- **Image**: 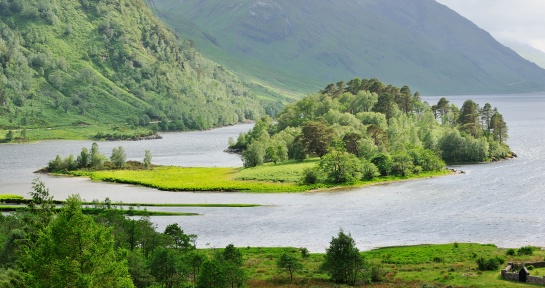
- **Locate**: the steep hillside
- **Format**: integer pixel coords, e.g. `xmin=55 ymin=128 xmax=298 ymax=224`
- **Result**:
xmin=0 ymin=0 xmax=265 ymax=133
xmin=151 ymin=0 xmax=545 ymax=95
xmin=503 ymin=41 xmax=545 ymax=70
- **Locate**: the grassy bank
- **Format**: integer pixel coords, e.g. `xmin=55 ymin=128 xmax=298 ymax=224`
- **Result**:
xmin=231 ymin=243 xmax=543 ymax=287
xmin=0 ymin=205 xmax=198 ymax=216
xmin=0 ymin=125 xmax=156 ymax=142
xmin=66 ymin=159 xmax=453 ymax=193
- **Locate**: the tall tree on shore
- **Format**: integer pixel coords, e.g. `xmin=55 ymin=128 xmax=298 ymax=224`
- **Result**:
xmin=22 ymin=195 xmax=134 ymax=288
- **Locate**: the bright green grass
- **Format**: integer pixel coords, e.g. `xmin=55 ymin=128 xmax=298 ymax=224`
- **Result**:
xmin=362 ymin=243 xmax=541 ymax=288
xmin=228 ymin=244 xmax=543 ymax=287
xmin=68 ymin=166 xmax=320 ymax=193
xmin=65 ymin=160 xmax=452 ymax=193
xmin=0 ymin=195 xmax=24 ymax=202
xmin=0 ymin=205 xmax=198 ymax=216
xmin=0 ymin=125 xmax=154 ymax=142
xmin=234 ymin=159 xmax=319 ymax=182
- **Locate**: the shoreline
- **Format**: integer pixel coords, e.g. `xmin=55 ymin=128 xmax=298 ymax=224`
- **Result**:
xmin=42 ymin=165 xmax=459 ymax=194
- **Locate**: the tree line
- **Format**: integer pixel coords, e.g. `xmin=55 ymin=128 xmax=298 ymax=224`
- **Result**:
xmin=44 ymin=142 xmax=152 ymax=172
xmin=0 ymin=180 xmax=384 ymax=287
xmin=231 ymin=78 xmax=512 ymax=184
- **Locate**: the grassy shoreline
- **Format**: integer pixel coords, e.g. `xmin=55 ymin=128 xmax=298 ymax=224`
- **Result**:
xmin=60 ymin=160 xmax=455 ymax=193
xmin=0 ymin=205 xmax=198 ymax=216
xmin=207 ymin=243 xmax=543 ymax=287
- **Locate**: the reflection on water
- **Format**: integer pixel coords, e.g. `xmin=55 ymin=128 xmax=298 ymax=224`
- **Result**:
xmin=2 ymin=94 xmax=545 ymax=252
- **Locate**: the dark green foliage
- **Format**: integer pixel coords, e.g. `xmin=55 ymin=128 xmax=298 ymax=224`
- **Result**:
xmin=277 ymin=251 xmax=303 ymax=282
xmin=149 ymin=247 xmax=181 ymax=288
xmin=301 ymin=121 xmax=335 ymax=157
xmin=197 ymin=260 xmax=226 ymax=288
xmin=506 ymin=248 xmax=515 ymax=256
xmin=517 ymin=246 xmax=535 ymax=256
xmin=222 ymin=244 xmax=243 ymax=266
xmin=322 ymin=230 xmax=366 ymax=285
xmin=164 ymin=223 xmax=192 ymax=250
xmin=476 ymin=256 xmax=503 ymax=271
xmin=22 ymin=195 xmax=135 ymax=287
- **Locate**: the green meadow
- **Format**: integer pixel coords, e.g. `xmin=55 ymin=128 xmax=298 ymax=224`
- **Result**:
xmin=231 ymin=243 xmax=543 ymax=287
xmin=66 ymin=159 xmax=452 ymax=193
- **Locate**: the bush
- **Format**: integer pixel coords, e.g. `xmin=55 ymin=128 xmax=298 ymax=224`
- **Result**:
xmin=300 ymin=247 xmax=309 ymax=259
xmin=506 ymin=248 xmax=515 ymax=256
xmin=517 ymin=246 xmax=535 ymax=256
xmin=527 ymin=265 xmax=535 ymax=271
xmin=301 ymin=167 xmax=321 ymax=184
xmin=476 ymin=257 xmax=501 ymax=271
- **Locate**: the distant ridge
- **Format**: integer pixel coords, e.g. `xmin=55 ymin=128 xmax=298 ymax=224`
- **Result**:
xmin=151 ymin=0 xmax=545 ymax=95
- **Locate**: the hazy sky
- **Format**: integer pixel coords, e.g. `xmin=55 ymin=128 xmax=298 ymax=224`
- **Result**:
xmin=435 ymin=0 xmax=545 ymax=53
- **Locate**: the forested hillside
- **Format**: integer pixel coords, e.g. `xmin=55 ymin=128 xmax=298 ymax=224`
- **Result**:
xmin=151 ymin=0 xmax=545 ymax=95
xmin=0 ymin=0 xmax=266 ymax=133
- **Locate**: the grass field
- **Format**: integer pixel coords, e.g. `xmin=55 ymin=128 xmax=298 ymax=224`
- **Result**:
xmin=0 ymin=125 xmax=155 ymax=142
xmin=65 ymin=160 xmax=452 ymax=193
xmin=229 ymin=243 xmax=544 ymax=287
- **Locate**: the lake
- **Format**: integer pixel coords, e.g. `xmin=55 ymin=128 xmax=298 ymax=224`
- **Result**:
xmin=1 ymin=93 xmax=544 ymax=252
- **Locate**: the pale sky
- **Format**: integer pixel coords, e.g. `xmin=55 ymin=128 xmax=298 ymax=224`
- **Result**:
xmin=435 ymin=0 xmax=545 ymax=53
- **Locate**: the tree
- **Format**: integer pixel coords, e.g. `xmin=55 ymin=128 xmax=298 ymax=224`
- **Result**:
xmin=77 ymin=147 xmax=90 ymax=168
xmin=480 ymin=103 xmax=493 ymax=132
xmin=490 ymin=112 xmax=508 ymax=144
xmin=90 ymin=142 xmax=106 ymax=170
xmin=321 ymin=230 xmax=365 ymax=285
xmin=319 ymin=151 xmax=362 ymax=183
xmin=301 ymin=121 xmax=335 ymax=157
xmin=241 ymin=140 xmax=265 ymax=167
xmin=5 ymin=130 xmax=13 ymax=141
xmin=111 ymin=146 xmax=127 ymax=169
xmin=458 ymin=99 xmax=481 ymax=137
xmin=222 ymin=244 xmax=243 ymax=266
xmin=277 ymin=251 xmax=303 ymax=282
xmin=391 ymin=152 xmax=414 ymax=177
xmin=197 ymin=259 xmax=225 ymax=288
xmin=343 ymin=132 xmax=363 ymax=157
xmin=22 ymin=195 xmax=134 ymax=288
xmin=164 ymin=223 xmax=191 ymax=250
xmin=149 ymin=247 xmax=180 ymax=288
xmin=143 ymin=150 xmax=152 ymax=169
xmin=373 ymin=92 xmax=397 ymax=120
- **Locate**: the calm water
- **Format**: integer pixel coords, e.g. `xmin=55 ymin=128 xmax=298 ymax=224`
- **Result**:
xmin=1 ymin=93 xmax=545 ymax=252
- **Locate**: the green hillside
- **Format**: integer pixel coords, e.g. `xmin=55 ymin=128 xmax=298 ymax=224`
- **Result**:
xmin=0 ymin=0 xmax=267 ymax=134
xmin=151 ymin=0 xmax=545 ymax=95
xmin=504 ymin=40 xmax=545 ymax=70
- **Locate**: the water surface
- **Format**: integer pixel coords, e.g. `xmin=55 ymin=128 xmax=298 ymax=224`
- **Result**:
xmin=1 ymin=94 xmax=544 ymax=252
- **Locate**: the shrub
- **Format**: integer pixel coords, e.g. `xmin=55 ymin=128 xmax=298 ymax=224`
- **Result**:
xmin=527 ymin=265 xmax=535 ymax=271
xmin=300 ymin=247 xmax=309 ymax=259
xmin=301 ymin=167 xmax=322 ymax=184
xmin=517 ymin=246 xmax=535 ymax=256
xmin=506 ymin=248 xmax=515 ymax=256
xmin=476 ymin=257 xmax=500 ymax=271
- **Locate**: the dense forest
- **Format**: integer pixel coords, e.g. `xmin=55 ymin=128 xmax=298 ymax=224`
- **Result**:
xmin=0 ymin=180 xmax=385 ymax=287
xmin=231 ymin=78 xmax=512 ymax=183
xmin=0 ymin=0 xmax=267 ymax=133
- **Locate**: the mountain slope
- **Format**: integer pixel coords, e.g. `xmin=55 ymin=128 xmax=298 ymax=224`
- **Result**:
xmin=0 ymin=0 xmax=265 ymax=131
xmin=503 ymin=41 xmax=545 ymax=70
xmin=151 ymin=0 xmax=545 ymax=95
